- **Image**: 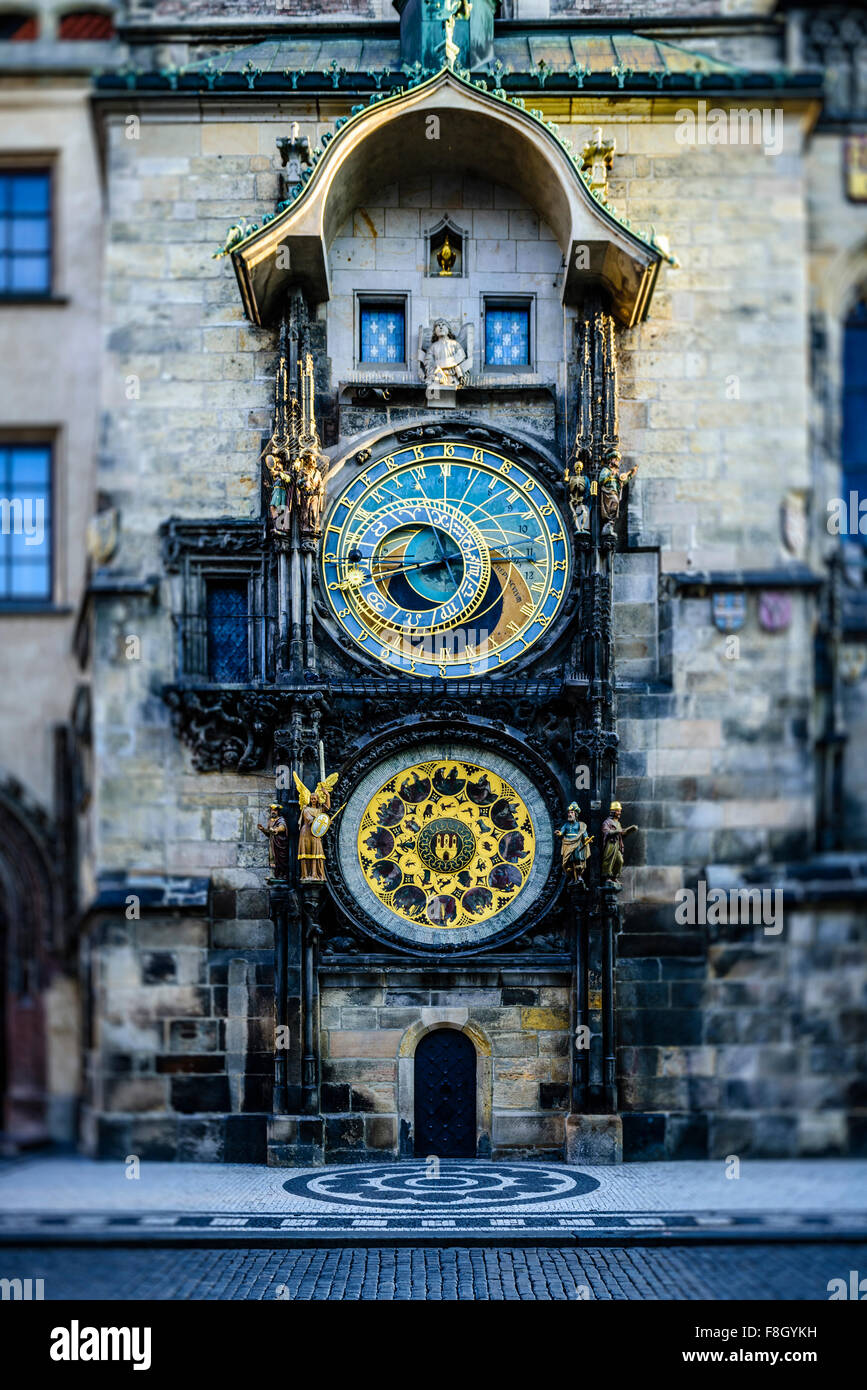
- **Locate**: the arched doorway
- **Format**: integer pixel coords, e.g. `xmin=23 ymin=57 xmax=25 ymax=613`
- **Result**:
xmin=0 ymin=780 xmax=62 ymax=1145
xmin=413 ymin=1028 xmax=477 ymax=1158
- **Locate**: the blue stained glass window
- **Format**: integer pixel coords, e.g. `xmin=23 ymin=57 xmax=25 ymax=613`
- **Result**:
xmin=0 ymin=443 xmax=52 ymax=602
xmin=360 ymin=300 xmax=405 ymax=364
xmin=843 ymin=299 xmax=867 ymax=546
xmin=207 ymin=578 xmax=249 ymax=683
xmin=0 ymin=171 xmax=51 ymax=296
xmin=485 ymin=302 xmax=530 ymax=367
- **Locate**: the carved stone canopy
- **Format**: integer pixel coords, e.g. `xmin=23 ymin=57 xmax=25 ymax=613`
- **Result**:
xmin=231 ymin=67 xmax=667 ymax=328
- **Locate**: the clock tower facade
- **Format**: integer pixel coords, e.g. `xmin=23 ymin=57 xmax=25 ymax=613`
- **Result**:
xmin=191 ymin=67 xmax=663 ymax=1164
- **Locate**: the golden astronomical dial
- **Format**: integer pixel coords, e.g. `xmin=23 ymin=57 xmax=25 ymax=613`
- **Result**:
xmin=356 ymin=757 xmax=536 ymax=930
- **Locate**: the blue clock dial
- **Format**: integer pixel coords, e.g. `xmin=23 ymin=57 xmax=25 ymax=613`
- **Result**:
xmin=321 ymin=441 xmax=570 ymax=679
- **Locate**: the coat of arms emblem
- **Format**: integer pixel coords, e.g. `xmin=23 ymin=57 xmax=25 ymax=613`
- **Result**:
xmin=712 ymin=593 xmax=746 ymax=632
xmin=758 ymin=591 xmax=792 ymax=633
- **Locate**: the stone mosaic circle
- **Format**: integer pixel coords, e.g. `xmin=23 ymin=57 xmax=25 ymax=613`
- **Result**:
xmin=283 ymin=1162 xmax=600 ymax=1209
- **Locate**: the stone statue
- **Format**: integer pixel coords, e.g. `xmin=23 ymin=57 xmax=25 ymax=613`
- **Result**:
xmin=263 ymin=353 xmax=327 ymax=536
xmin=293 ymin=770 xmax=339 ymax=882
xmin=598 ymin=448 xmax=638 ymax=534
xmin=601 ymin=800 xmax=638 ymax=889
xmin=565 ymin=461 xmax=591 ymax=534
xmin=266 ymin=449 xmax=292 ymax=522
xmin=418 ymin=318 xmax=471 ymax=389
xmin=555 ymin=801 xmax=593 ymax=886
xmin=296 ymin=447 xmax=325 ymax=537
xmin=258 ymin=804 xmax=291 ymax=880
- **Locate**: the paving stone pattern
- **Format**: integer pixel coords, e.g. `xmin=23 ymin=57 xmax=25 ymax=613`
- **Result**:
xmin=5 ymin=1243 xmax=865 ymax=1300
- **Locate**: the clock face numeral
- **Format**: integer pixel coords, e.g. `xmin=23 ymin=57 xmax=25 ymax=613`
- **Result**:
xmin=320 ymin=441 xmax=570 ymax=679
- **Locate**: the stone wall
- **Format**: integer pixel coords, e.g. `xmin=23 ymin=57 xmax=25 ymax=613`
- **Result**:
xmin=81 ymin=912 xmax=275 ymax=1161
xmin=328 ymin=178 xmax=565 ymax=387
xmin=319 ymin=973 xmax=571 ymax=1160
xmin=617 ymin=905 xmax=867 ymax=1159
xmin=83 ymin=84 xmax=864 ymax=1160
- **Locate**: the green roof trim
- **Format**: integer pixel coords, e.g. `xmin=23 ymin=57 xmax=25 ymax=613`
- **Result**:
xmin=181 ymin=31 xmax=745 ymax=81
xmin=218 ymin=64 xmax=678 ymax=269
xmin=92 ymin=29 xmax=822 ymax=97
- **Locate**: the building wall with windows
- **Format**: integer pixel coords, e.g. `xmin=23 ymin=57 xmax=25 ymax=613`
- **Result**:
xmin=0 ymin=0 xmax=865 ymax=1162
xmin=0 ymin=58 xmax=105 ymax=1143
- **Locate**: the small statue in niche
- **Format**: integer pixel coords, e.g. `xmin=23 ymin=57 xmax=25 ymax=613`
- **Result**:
xmin=293 ymin=770 xmax=339 ymax=883
xmin=555 ymin=801 xmax=593 ymax=887
xmin=418 ymin=318 xmax=471 ymax=389
xmin=436 ymin=232 xmax=457 ymax=276
xmin=581 ymin=127 xmax=617 ymax=201
xmin=258 ymin=804 xmax=291 ymax=880
xmin=565 ymin=459 xmax=591 ymax=535
xmin=601 ymin=800 xmax=638 ymax=890
xmin=598 ymin=447 xmax=638 ymax=534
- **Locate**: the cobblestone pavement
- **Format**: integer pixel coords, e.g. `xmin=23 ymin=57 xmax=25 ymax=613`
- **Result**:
xmin=4 ymin=1243 xmax=865 ymax=1300
xmin=1 ymin=1156 xmax=865 ymax=1243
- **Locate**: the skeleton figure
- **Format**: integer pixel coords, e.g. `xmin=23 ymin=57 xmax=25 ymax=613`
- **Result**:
xmin=565 ymin=460 xmax=591 ymax=534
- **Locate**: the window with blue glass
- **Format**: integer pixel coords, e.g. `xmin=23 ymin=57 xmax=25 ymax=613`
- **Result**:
xmin=359 ymin=299 xmax=406 ymax=365
xmin=206 ymin=577 xmax=250 ymax=683
xmin=0 ymin=171 xmax=52 ymax=296
xmin=0 ymin=443 xmax=52 ymax=603
xmin=843 ymin=298 xmax=867 ymax=545
xmin=484 ymin=300 xmax=530 ymax=368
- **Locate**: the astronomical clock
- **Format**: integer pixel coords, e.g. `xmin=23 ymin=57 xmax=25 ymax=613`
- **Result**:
xmin=321 ymin=440 xmax=570 ymax=679
xmin=315 ymin=425 xmax=578 ymax=958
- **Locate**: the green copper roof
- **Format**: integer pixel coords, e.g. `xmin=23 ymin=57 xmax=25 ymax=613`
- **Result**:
xmin=183 ymin=30 xmax=745 ymax=81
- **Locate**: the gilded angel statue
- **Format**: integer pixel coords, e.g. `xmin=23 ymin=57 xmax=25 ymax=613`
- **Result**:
xmin=293 ymin=769 xmax=339 ymax=882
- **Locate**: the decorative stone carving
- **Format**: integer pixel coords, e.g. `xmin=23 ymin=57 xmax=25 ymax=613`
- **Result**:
xmin=163 ymin=688 xmax=285 ymax=772
xmin=580 ymin=127 xmax=616 ymax=200
xmin=417 ymin=318 xmax=472 ymax=396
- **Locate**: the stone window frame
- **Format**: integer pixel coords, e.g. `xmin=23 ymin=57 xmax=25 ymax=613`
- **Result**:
xmin=161 ymin=523 xmax=273 ymax=686
xmin=480 ymin=292 xmax=535 ymax=374
xmin=354 ymin=290 xmax=409 ymax=372
xmin=182 ymin=558 xmax=270 ymax=686
xmin=0 ymin=159 xmax=55 ymax=302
